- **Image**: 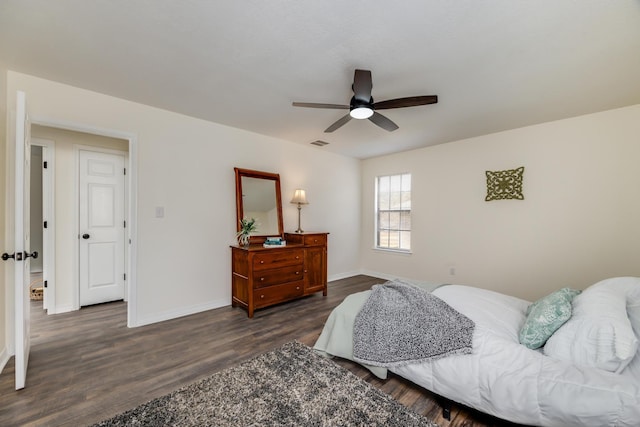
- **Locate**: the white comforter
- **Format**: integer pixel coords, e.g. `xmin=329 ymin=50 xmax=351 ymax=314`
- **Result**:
xmin=315 ymin=284 xmax=640 ymax=426
xmin=393 ymin=285 xmax=640 ymax=426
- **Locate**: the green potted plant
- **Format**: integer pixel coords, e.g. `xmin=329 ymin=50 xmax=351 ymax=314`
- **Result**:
xmin=236 ymin=217 xmax=257 ymax=246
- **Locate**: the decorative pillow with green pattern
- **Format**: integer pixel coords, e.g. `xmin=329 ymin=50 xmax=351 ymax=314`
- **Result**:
xmin=519 ymin=287 xmax=581 ymax=349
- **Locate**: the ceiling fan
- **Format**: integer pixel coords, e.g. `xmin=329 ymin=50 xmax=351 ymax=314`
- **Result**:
xmin=292 ymin=69 xmax=438 ymax=133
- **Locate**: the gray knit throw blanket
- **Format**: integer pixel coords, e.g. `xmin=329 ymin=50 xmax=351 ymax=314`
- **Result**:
xmin=353 ymin=280 xmax=475 ymax=367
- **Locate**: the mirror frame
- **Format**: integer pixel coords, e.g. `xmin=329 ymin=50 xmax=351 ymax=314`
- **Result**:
xmin=234 ymin=167 xmax=284 ymax=244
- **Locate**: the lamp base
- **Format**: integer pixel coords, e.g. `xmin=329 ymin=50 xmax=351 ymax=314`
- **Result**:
xmin=295 ymin=205 xmax=303 ymax=234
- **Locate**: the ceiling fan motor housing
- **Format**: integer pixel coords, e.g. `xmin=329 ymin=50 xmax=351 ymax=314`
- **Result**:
xmin=350 ymin=96 xmax=373 ymax=109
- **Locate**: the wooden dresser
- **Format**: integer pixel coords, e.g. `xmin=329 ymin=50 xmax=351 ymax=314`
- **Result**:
xmin=231 ymin=232 xmax=328 ymax=317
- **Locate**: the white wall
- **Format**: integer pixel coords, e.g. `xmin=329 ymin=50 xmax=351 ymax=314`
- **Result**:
xmin=361 ymin=104 xmax=640 ymax=301
xmin=7 ymin=71 xmax=361 ymax=327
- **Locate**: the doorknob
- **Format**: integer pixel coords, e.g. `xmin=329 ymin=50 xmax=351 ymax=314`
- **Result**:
xmin=2 ymin=252 xmax=22 ymax=261
xmin=82 ymin=233 xmax=90 ymax=239
xmin=24 ymin=251 xmax=38 ymax=259
xmin=1 ymin=252 xmax=15 ymax=261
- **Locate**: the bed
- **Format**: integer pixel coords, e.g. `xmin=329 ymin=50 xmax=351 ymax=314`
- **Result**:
xmin=314 ymin=278 xmax=640 ymax=426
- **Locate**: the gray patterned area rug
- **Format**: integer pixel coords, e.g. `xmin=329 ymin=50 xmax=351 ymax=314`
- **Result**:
xmin=93 ymin=341 xmax=438 ymax=427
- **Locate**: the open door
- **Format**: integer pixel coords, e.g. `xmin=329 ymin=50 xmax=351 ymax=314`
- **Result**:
xmin=14 ymin=90 xmax=34 ymax=390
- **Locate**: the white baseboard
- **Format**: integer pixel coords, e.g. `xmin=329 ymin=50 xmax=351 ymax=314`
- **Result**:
xmin=134 ymin=298 xmax=229 ymax=328
xmin=131 ymin=271 xmax=380 ymax=326
xmin=327 ymin=270 xmax=362 ymax=282
xmin=51 ymin=304 xmax=76 ymax=315
xmin=328 ymin=270 xmax=403 ymax=283
xmin=0 ymin=346 xmax=10 ymax=376
xmin=359 ymin=269 xmax=413 ymax=283
xmin=106 ymin=270 xmax=410 ymax=328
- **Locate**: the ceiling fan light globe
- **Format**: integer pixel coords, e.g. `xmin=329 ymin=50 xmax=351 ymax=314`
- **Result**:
xmin=350 ymin=107 xmax=374 ymax=119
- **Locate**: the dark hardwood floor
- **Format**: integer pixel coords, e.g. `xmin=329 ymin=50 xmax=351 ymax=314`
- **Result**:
xmin=0 ymin=275 xmax=522 ymax=427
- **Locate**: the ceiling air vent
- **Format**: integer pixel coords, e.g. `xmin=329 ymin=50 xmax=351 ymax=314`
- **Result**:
xmin=310 ymin=140 xmax=329 ymax=147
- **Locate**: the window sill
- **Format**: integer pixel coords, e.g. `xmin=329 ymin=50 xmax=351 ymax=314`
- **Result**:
xmin=372 ymin=247 xmax=412 ymax=255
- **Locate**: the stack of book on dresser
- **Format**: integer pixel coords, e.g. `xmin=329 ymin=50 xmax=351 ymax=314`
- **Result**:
xmin=263 ymin=237 xmax=286 ymax=248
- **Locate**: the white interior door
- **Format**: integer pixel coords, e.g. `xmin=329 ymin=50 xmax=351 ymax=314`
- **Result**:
xmin=79 ymin=149 xmax=125 ymax=306
xmin=14 ymin=90 xmax=33 ymax=390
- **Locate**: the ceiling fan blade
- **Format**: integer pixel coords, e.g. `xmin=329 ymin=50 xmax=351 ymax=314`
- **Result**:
xmin=373 ymin=95 xmax=438 ymax=110
xmin=292 ymin=102 xmax=349 ymax=109
xmin=369 ymin=112 xmax=399 ymax=132
xmin=324 ymin=114 xmax=352 ymax=133
xmin=353 ymin=69 xmax=372 ymax=102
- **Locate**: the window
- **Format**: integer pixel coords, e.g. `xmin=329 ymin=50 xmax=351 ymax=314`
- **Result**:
xmin=375 ymin=173 xmax=411 ymax=251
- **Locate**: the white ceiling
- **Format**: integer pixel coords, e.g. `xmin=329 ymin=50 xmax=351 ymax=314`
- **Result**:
xmin=1 ymin=1 xmax=639 ymax=159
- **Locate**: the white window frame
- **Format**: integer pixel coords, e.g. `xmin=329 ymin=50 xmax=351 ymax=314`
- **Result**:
xmin=374 ymin=173 xmax=411 ymax=252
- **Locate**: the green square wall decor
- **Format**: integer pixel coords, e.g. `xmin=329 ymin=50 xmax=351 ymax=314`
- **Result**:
xmin=485 ymin=166 xmax=524 ymax=201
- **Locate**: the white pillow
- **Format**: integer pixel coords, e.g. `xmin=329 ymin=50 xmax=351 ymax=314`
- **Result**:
xmin=544 ymin=277 xmax=640 ymax=373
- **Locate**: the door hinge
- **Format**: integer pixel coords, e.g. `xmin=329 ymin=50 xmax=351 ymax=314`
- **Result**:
xmin=43 ymin=220 xmax=48 ymax=229
xmin=44 ymin=280 xmax=48 ymax=288
xmin=123 ymin=220 xmax=126 ymax=228
xmin=43 ymin=161 xmax=48 ymax=169
xmin=123 ymin=167 xmax=126 ymax=175
xmin=123 ymin=273 xmax=127 ymax=281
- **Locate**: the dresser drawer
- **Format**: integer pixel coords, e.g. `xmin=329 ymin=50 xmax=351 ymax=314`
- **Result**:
xmin=254 ymin=281 xmax=304 ymax=308
xmin=252 ymin=249 xmax=304 ymax=271
xmin=303 ymin=234 xmax=327 ymax=246
xmin=253 ymin=265 xmax=303 ymax=288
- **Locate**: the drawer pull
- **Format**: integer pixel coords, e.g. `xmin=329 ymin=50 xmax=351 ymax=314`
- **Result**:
xmin=260 ymin=277 xmax=265 ymax=281
xmin=260 ymin=294 xmax=265 ymax=299
xmin=296 ymin=286 xmax=300 ymax=290
xmin=260 ymin=260 xmax=264 ymax=264
xmin=314 ymin=239 xmax=318 ymax=243
xmin=296 ymin=271 xmax=300 ymax=275
xmin=295 ymin=256 xmax=299 ymax=259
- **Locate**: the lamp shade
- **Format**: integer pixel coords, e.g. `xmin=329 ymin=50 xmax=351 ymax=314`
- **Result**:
xmin=290 ymin=189 xmax=309 ymax=205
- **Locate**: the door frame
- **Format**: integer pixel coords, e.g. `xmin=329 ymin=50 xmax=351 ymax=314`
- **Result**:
xmin=74 ymin=145 xmax=129 ymax=309
xmin=29 ymin=117 xmax=138 ymax=327
xmin=30 ymin=138 xmax=56 ymax=314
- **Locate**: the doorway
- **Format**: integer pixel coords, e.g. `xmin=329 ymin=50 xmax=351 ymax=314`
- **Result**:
xmin=30 ymin=124 xmax=131 ymax=314
xmin=29 ymin=139 xmax=55 ymax=313
xmin=6 ymin=92 xmax=138 ymax=390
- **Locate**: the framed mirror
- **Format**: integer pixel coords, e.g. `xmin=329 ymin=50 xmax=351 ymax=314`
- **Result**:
xmin=234 ymin=167 xmax=284 ymax=244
